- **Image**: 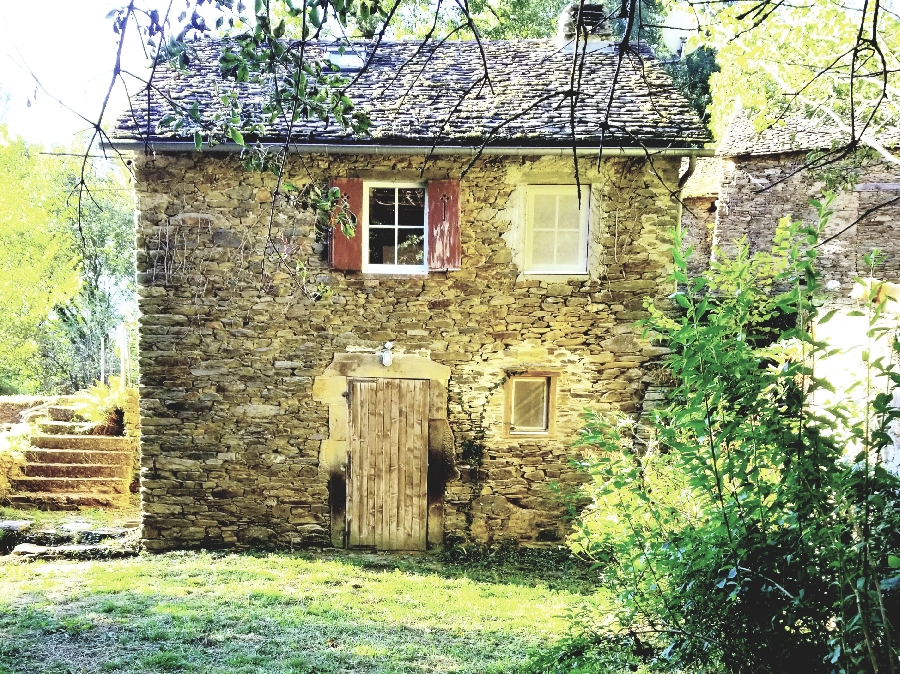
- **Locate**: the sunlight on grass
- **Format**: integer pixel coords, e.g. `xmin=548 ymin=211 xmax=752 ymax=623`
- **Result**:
xmin=0 ymin=503 xmax=141 ymax=530
xmin=0 ymin=551 xmax=589 ymax=673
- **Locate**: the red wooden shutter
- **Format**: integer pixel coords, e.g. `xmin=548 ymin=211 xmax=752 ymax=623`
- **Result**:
xmin=427 ymin=180 xmax=461 ymax=271
xmin=329 ymin=178 xmax=363 ymax=271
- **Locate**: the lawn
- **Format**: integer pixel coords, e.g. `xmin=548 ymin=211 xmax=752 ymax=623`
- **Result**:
xmin=0 ymin=546 xmax=594 ymax=674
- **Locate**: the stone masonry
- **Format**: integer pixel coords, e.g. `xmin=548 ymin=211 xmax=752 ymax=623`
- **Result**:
xmin=715 ymin=152 xmax=900 ymax=295
xmin=134 ymin=151 xmax=681 ymax=551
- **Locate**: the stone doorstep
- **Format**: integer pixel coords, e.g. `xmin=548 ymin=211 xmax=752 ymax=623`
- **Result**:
xmin=24 ymin=448 xmax=133 ymax=466
xmin=29 ymin=435 xmax=133 ymax=451
xmin=7 ymin=492 xmax=129 ymax=511
xmin=23 ymin=463 xmax=129 ymax=479
xmin=47 ymin=406 xmax=78 ymax=422
xmin=11 ymin=476 xmax=130 ymax=494
xmin=37 ymin=420 xmax=95 ymax=436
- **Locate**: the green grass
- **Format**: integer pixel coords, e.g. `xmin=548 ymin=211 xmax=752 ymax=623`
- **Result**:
xmin=0 ymin=548 xmax=595 ymax=673
xmin=0 ymin=502 xmax=141 ymax=530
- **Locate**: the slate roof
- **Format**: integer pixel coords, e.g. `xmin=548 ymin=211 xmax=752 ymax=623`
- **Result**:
xmin=718 ymin=113 xmax=900 ymax=156
xmin=112 ymin=39 xmax=710 ymax=148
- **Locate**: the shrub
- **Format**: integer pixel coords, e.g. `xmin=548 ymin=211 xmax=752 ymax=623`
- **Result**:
xmin=536 ymin=198 xmax=900 ymax=674
xmin=70 ymin=376 xmax=133 ymax=436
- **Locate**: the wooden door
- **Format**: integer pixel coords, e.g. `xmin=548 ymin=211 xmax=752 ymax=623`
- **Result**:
xmin=347 ymin=378 xmax=429 ymax=550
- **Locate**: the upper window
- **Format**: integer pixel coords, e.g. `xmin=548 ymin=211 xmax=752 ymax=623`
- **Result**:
xmin=525 ymin=186 xmax=589 ymax=274
xmin=363 ymin=183 xmax=427 ymax=273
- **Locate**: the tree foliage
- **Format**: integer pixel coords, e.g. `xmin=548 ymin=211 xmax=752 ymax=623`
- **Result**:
xmin=37 ymin=158 xmax=136 ymax=393
xmin=0 ymin=128 xmax=79 ymax=393
xmin=665 ymin=46 xmax=718 ymax=127
xmin=0 ymin=122 xmax=135 ymax=394
xmin=531 ymin=203 xmax=900 ymax=673
xmin=692 ymin=0 xmax=900 ymax=156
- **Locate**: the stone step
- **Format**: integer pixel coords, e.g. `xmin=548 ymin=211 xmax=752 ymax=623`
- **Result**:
xmin=7 ymin=492 xmax=129 ymax=510
xmin=11 ymin=476 xmax=129 ymax=495
xmin=37 ymin=420 xmax=95 ymax=435
xmin=11 ymin=542 xmax=137 ymax=560
xmin=48 ymin=406 xmax=79 ymax=422
xmin=30 ymin=434 xmax=132 ymax=451
xmin=25 ymin=448 xmax=133 ymax=466
xmin=23 ymin=463 xmax=129 ymax=479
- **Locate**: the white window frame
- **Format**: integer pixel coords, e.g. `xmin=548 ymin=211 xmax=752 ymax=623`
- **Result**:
xmin=524 ymin=185 xmax=590 ymax=274
xmin=507 ymin=375 xmax=554 ymax=436
xmin=362 ymin=181 xmax=429 ymax=274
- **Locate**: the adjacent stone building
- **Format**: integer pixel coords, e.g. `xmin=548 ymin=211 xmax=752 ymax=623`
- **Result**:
xmin=714 ymin=116 xmax=900 ymax=295
xmin=111 ymin=18 xmax=709 ymax=551
xmin=707 ymin=116 xmax=900 ymax=475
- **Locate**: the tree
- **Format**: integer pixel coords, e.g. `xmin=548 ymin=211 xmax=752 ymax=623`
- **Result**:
xmin=0 ymin=127 xmax=79 ymax=393
xmin=696 ymin=0 xmax=899 ymax=162
xmin=36 ymin=157 xmax=136 ymax=393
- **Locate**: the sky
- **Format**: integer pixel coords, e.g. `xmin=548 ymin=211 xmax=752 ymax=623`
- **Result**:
xmin=0 ymin=1 xmax=698 ymax=148
xmin=0 ymin=0 xmax=147 ymax=147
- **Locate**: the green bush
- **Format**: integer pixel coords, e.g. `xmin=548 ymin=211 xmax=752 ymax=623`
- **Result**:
xmin=70 ymin=376 xmax=134 ymax=436
xmin=534 ymin=198 xmax=900 ymax=674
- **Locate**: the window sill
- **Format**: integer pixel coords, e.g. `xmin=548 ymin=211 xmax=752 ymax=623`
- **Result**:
xmin=353 ymin=272 xmax=429 ymax=280
xmin=520 ymin=273 xmax=590 ymax=282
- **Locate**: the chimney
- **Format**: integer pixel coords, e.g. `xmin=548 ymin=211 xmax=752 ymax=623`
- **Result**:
xmin=556 ymin=3 xmax=615 ymax=53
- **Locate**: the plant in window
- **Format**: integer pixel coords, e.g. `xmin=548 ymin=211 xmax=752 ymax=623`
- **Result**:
xmin=365 ymin=185 xmax=427 ymax=271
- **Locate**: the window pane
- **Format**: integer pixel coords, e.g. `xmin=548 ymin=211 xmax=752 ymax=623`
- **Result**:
xmin=531 ymin=230 xmax=556 ymax=266
xmin=396 ymin=229 xmax=424 ymax=265
xmin=557 ymin=194 xmax=582 ymax=230
xmin=397 ymin=188 xmax=425 ymax=228
xmin=368 ymin=227 xmax=395 ymax=264
xmin=556 ymin=230 xmax=581 ymax=267
xmin=512 ymin=379 xmax=548 ymax=431
xmin=533 ymin=194 xmax=556 ymax=228
xmin=369 ymin=188 xmax=395 ymax=228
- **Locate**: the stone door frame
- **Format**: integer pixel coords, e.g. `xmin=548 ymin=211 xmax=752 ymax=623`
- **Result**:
xmin=312 ymin=352 xmax=450 ymax=548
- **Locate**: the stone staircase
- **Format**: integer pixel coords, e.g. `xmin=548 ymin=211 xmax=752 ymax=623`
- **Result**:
xmin=8 ymin=405 xmax=134 ymax=510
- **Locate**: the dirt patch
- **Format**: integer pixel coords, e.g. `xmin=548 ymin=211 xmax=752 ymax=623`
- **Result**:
xmin=0 ymin=397 xmax=53 ymax=425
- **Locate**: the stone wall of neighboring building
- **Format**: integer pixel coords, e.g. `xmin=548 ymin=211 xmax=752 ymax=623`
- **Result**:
xmin=681 ymin=196 xmax=717 ymax=277
xmin=133 ymin=151 xmax=680 ymax=551
xmin=715 ymin=153 xmax=900 ymax=296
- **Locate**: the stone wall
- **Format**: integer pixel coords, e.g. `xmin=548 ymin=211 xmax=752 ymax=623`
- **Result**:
xmin=134 ymin=151 xmax=680 ymax=551
xmin=715 ymin=153 xmax=900 ymax=296
xmin=681 ymin=196 xmax=717 ymax=277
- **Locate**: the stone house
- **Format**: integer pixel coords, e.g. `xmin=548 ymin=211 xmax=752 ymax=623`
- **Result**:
xmin=111 ymin=16 xmax=709 ymax=551
xmin=712 ymin=117 xmax=900 ymax=293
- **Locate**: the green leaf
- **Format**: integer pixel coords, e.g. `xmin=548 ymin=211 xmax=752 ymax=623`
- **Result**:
xmin=889 ymin=555 xmax=900 ymax=569
xmin=193 ymin=132 xmax=202 ymax=151
xmin=228 ymin=127 xmax=245 ymax=145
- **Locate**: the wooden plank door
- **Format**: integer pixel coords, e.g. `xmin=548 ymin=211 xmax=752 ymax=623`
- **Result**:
xmin=347 ymin=378 xmax=429 ymax=550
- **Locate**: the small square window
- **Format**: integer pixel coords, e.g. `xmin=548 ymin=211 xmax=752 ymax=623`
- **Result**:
xmin=364 ymin=183 xmax=427 ymax=273
xmin=525 ymin=186 xmax=589 ymax=274
xmin=507 ymin=375 xmax=555 ymax=435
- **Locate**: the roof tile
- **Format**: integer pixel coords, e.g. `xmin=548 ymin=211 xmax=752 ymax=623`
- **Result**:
xmin=113 ymin=38 xmax=710 ymax=148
